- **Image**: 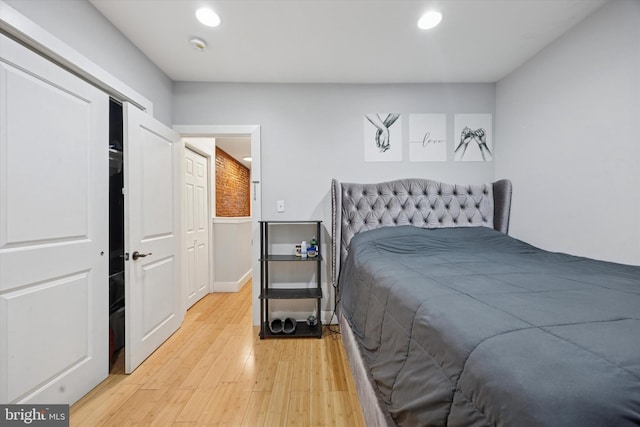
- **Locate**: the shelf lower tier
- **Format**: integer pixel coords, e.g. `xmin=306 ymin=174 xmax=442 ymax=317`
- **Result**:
xmin=260 ymin=321 xmax=323 ymax=339
xmin=260 ymin=254 xmax=322 ymax=261
xmin=260 ymin=288 xmax=322 ymax=299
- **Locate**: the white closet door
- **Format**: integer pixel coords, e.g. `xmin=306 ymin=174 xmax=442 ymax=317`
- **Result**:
xmin=184 ymin=148 xmax=210 ymax=309
xmin=124 ymin=103 xmax=183 ymax=373
xmin=0 ymin=34 xmax=109 ymax=404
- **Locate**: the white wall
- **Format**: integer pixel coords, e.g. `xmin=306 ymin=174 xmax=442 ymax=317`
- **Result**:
xmin=495 ymin=0 xmax=640 ymax=265
xmin=173 ymin=82 xmax=496 ymax=222
xmin=212 ymin=218 xmax=252 ymax=292
xmin=4 ymin=0 xmax=173 ymax=125
xmin=173 ymin=82 xmax=496 ymax=320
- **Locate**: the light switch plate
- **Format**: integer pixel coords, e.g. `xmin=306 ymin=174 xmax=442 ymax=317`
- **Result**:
xmin=276 ymin=200 xmax=285 ymax=212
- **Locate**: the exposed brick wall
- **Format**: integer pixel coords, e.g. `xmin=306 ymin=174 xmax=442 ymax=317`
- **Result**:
xmin=215 ymin=147 xmax=251 ymax=217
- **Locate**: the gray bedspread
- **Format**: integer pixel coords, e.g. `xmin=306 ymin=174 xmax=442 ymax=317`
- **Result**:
xmin=339 ymin=225 xmax=640 ymax=426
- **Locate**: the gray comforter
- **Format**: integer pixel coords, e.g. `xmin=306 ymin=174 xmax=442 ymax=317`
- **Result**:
xmin=339 ymin=226 xmax=640 ymax=426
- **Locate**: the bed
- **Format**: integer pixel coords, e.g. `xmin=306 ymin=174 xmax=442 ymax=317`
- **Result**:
xmin=331 ymin=178 xmax=640 ymax=426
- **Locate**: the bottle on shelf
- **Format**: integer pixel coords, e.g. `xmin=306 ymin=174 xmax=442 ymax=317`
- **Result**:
xmin=307 ymin=237 xmax=317 ymax=257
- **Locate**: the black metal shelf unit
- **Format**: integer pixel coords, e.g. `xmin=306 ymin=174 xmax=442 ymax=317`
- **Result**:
xmin=259 ymin=220 xmax=323 ymax=339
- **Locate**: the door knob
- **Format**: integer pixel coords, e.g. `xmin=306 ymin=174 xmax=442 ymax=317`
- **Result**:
xmin=132 ymin=251 xmax=152 ymax=261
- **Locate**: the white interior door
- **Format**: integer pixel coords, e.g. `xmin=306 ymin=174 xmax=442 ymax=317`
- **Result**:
xmin=124 ymin=103 xmax=183 ymax=373
xmin=0 ymin=34 xmax=108 ymax=404
xmin=184 ymin=148 xmax=210 ymax=309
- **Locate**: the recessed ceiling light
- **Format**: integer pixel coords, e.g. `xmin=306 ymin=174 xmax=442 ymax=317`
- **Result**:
xmin=417 ymin=11 xmax=442 ymax=30
xmin=242 ymin=156 xmax=252 ymax=162
xmin=196 ymin=7 xmax=221 ymax=27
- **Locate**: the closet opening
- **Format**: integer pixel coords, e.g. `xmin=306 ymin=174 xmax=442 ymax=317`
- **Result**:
xmin=108 ymin=98 xmax=125 ymax=370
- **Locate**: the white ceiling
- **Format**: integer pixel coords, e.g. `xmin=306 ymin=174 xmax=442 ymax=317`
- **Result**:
xmin=89 ymin=0 xmax=608 ymax=84
xmin=216 ymin=136 xmax=252 ymax=169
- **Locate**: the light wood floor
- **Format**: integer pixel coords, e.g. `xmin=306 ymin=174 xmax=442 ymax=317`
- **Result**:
xmin=70 ymin=282 xmax=365 ymax=426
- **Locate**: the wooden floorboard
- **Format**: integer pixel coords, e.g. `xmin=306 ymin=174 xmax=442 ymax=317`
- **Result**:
xmin=70 ymin=282 xmax=365 ymax=426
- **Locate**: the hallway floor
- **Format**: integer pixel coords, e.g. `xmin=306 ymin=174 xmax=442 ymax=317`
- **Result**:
xmin=70 ymin=282 xmax=365 ymax=426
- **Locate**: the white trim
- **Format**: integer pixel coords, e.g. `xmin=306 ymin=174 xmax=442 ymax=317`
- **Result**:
xmin=173 ymin=125 xmax=259 ymax=136
xmin=215 ymin=269 xmax=252 ymax=293
xmin=184 ymin=138 xmax=215 ymax=158
xmin=213 ymin=217 xmax=252 ymax=224
xmin=0 ymin=0 xmax=152 ymax=113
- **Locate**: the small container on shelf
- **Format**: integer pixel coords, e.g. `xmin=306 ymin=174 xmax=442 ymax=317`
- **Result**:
xmin=306 ymin=314 xmax=318 ymax=329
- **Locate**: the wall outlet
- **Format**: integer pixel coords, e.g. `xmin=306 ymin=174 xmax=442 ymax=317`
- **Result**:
xmin=276 ymin=200 xmax=285 ymax=212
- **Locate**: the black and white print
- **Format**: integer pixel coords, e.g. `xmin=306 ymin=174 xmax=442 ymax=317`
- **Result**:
xmin=454 ymin=114 xmax=493 ymax=161
xmin=409 ymin=114 xmax=447 ymax=162
xmin=364 ymin=113 xmax=402 ymax=161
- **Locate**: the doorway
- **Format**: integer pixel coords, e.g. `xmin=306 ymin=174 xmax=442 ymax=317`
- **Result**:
xmin=108 ymin=100 xmax=184 ymax=374
xmin=1 ymin=7 xmax=182 ymax=402
xmin=181 ymin=136 xmax=252 ymax=299
xmin=108 ymin=99 xmax=125 ymax=370
xmin=174 ymin=125 xmax=262 ymax=326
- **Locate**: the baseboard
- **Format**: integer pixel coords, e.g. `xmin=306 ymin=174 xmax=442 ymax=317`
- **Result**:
xmin=214 ymin=269 xmax=252 ymax=292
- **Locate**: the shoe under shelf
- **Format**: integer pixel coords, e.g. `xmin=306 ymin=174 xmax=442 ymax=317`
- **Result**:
xmin=260 ymin=321 xmax=323 ymax=339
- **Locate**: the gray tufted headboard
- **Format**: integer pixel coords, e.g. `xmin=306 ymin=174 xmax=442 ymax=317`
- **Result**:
xmin=331 ymin=178 xmax=512 ymax=288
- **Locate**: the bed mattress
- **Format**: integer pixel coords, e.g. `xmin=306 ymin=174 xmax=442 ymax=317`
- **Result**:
xmin=339 ymin=225 xmax=640 ymax=426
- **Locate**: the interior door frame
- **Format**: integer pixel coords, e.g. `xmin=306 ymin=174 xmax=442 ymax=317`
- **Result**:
xmin=174 ymin=125 xmax=262 ymax=326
